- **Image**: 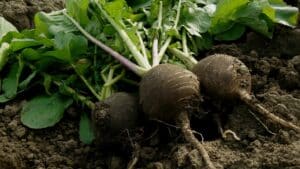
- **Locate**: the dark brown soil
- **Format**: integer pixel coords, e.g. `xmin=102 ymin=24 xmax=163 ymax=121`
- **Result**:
xmin=0 ymin=1 xmax=300 ymax=169
xmin=0 ymin=0 xmax=64 ymax=30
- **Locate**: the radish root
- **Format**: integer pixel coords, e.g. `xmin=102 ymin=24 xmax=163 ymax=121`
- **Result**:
xmin=140 ymin=64 xmax=216 ymax=169
xmin=193 ymin=54 xmax=300 ymax=133
xmin=214 ymin=114 xmax=240 ymax=141
xmin=247 ymin=110 xmax=276 ymax=135
xmin=241 ymin=93 xmax=300 ymax=132
xmin=178 ymin=112 xmax=216 ymax=169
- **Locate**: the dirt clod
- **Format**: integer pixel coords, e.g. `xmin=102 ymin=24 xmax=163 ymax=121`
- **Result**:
xmin=0 ymin=0 xmax=64 ymax=29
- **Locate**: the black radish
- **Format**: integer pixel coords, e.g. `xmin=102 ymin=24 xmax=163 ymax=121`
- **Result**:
xmin=192 ymin=54 xmax=300 ymax=132
xmin=67 ymin=10 xmax=217 ymax=168
xmin=140 ymin=64 xmax=216 ymax=169
xmin=92 ymin=92 xmax=139 ymax=134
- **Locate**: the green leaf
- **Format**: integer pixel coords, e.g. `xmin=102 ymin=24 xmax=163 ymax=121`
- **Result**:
xmin=148 ymin=0 xmax=175 ymax=23
xmin=180 ymin=3 xmax=211 ymax=37
xmin=18 ymin=71 xmax=37 ymax=90
xmin=267 ymin=0 xmax=299 ymax=27
xmin=34 ymin=10 xmax=78 ymax=37
xmin=0 ymin=16 xmax=18 ymax=40
xmin=43 ymin=32 xmax=88 ymax=62
xmin=210 ymin=0 xmax=278 ymax=38
xmin=104 ymin=0 xmax=127 ymax=21
xmin=1 ymin=31 xmax=22 ymax=44
xmin=79 ymin=112 xmax=95 ymax=144
xmin=21 ymin=93 xmax=73 ymax=129
xmin=43 ymin=74 xmax=52 ymax=95
xmin=234 ymin=1 xmax=274 ymax=37
xmin=215 ymin=23 xmax=245 ymax=41
xmin=238 ymin=13 xmax=274 ymax=38
xmin=10 ymin=38 xmax=43 ymax=52
xmin=1 ymin=29 xmax=52 ymax=46
xmin=66 ymin=0 xmax=90 ymax=26
xmin=194 ymin=33 xmax=213 ymax=51
xmin=0 ymin=42 xmax=10 ymax=72
xmin=21 ymin=48 xmax=43 ymax=61
xmin=210 ymin=0 xmax=248 ymax=34
xmin=0 ymin=60 xmax=24 ymax=103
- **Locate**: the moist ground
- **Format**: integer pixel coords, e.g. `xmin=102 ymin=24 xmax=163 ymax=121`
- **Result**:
xmin=0 ymin=1 xmax=300 ymax=169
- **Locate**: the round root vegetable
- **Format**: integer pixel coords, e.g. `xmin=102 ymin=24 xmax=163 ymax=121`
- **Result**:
xmin=192 ymin=54 xmax=300 ymax=132
xmin=140 ymin=64 xmax=216 ymax=169
xmin=92 ymin=92 xmax=139 ymax=134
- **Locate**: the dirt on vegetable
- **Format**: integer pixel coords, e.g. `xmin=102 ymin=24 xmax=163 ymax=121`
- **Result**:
xmin=0 ymin=1 xmax=300 ymax=169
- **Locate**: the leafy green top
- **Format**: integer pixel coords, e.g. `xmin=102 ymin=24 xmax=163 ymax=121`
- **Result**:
xmin=0 ymin=0 xmax=298 ymax=143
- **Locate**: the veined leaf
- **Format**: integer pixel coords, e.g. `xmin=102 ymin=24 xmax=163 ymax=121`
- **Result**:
xmin=210 ymin=0 xmax=278 ymax=38
xmin=35 ymin=10 xmax=78 ymax=37
xmin=210 ymin=0 xmax=248 ymax=34
xmin=79 ymin=112 xmax=95 ymax=144
xmin=235 ymin=1 xmax=274 ymax=37
xmin=21 ymin=48 xmax=43 ymax=61
xmin=0 ymin=16 xmax=18 ymax=40
xmin=1 ymin=29 xmax=53 ymax=47
xmin=66 ymin=0 xmax=90 ymax=26
xmin=43 ymin=32 xmax=88 ymax=62
xmin=215 ymin=23 xmax=245 ymax=41
xmin=238 ymin=13 xmax=274 ymax=38
xmin=21 ymin=93 xmax=73 ymax=129
xmin=268 ymin=1 xmax=298 ymax=27
xmin=10 ymin=38 xmax=43 ymax=52
xmin=0 ymin=60 xmax=24 ymax=103
xmin=104 ymin=0 xmax=127 ymax=21
xmin=180 ymin=2 xmax=211 ymax=37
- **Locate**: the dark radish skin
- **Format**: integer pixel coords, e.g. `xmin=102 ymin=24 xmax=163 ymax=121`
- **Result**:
xmin=92 ymin=92 xmax=141 ymax=169
xmin=193 ymin=54 xmax=251 ymax=100
xmin=140 ymin=64 xmax=216 ymax=169
xmin=192 ymin=54 xmax=300 ymax=132
xmin=140 ymin=64 xmax=200 ymax=122
xmin=92 ymin=92 xmax=139 ymax=135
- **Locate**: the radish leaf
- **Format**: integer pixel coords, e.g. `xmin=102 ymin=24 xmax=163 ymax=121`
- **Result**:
xmin=21 ymin=93 xmax=73 ymax=129
xmin=0 ymin=60 xmax=23 ymax=103
xmin=267 ymin=0 xmax=298 ymax=27
xmin=0 ymin=42 xmax=10 ymax=71
xmin=215 ymin=23 xmax=245 ymax=41
xmin=210 ymin=0 xmax=248 ymax=34
xmin=180 ymin=2 xmax=211 ymax=36
xmin=0 ymin=16 xmax=18 ymax=40
xmin=43 ymin=32 xmax=88 ymax=62
xmin=35 ymin=10 xmax=78 ymax=37
xmin=79 ymin=112 xmax=95 ymax=144
xmin=66 ymin=0 xmax=90 ymax=26
xmin=10 ymin=38 xmax=43 ymax=52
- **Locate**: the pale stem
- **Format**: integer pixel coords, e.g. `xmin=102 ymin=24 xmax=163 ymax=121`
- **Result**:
xmin=95 ymin=3 xmax=151 ymax=69
xmin=63 ymin=11 xmax=146 ymax=76
xmin=157 ymin=0 xmax=182 ymax=64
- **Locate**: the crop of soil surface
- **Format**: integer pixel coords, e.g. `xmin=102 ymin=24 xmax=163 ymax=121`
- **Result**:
xmin=0 ymin=0 xmax=64 ymax=30
xmin=0 ymin=1 xmax=300 ymax=169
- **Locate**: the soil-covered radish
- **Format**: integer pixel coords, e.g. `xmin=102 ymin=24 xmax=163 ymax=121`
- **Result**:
xmin=67 ymin=4 xmax=217 ymax=168
xmin=140 ymin=64 xmax=216 ymax=169
xmin=192 ymin=54 xmax=251 ymax=100
xmin=192 ymin=54 xmax=300 ymax=132
xmin=140 ymin=64 xmax=199 ymax=122
xmin=92 ymin=92 xmax=139 ymax=135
